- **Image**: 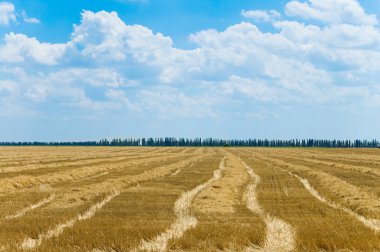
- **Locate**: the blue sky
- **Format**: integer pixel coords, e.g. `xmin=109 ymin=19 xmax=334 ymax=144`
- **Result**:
xmin=1 ymin=0 xmax=380 ymax=141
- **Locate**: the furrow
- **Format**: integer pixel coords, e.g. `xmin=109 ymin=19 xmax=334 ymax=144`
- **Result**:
xmin=136 ymin=157 xmax=226 ymax=252
xmin=240 ymin=158 xmax=295 ymax=252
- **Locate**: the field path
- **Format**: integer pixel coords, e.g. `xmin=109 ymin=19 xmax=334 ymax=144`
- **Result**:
xmin=16 ymin=155 xmax=205 ymax=250
xmin=276 ymin=149 xmax=380 ymax=166
xmin=238 ymin=157 xmax=295 ymax=252
xmin=20 ymin=191 xmax=120 ymax=250
xmin=5 ymin=194 xmax=55 ymax=220
xmin=282 ymin=155 xmax=380 ymax=177
xmin=136 ymin=157 xmax=226 ymax=252
xmin=257 ymin=155 xmax=380 ymax=233
xmin=258 ymin=155 xmax=380 ymax=219
xmin=0 ymin=153 xmax=191 ymax=196
xmin=281 ymin=167 xmax=380 ymax=232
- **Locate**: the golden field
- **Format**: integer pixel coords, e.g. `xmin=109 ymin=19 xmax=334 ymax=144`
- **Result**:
xmin=0 ymin=147 xmax=379 ymax=252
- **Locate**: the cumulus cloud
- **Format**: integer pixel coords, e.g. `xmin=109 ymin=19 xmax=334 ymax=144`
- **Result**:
xmin=0 ymin=1 xmax=380 ymax=120
xmin=241 ymin=9 xmax=281 ymax=22
xmin=70 ymin=10 xmax=173 ymax=63
xmin=0 ymin=2 xmax=40 ymax=26
xmin=0 ymin=33 xmax=66 ymax=65
xmin=273 ymin=20 xmax=380 ymax=71
xmin=0 ymin=2 xmax=16 ymax=26
xmin=221 ymin=75 xmax=281 ymax=102
xmin=285 ymin=0 xmax=378 ymax=25
xmin=43 ymin=68 xmax=132 ymax=88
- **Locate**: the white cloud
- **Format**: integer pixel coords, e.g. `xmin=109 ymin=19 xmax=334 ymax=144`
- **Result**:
xmin=241 ymin=9 xmax=281 ymax=22
xmin=70 ymin=10 xmax=174 ymax=64
xmin=139 ymin=86 xmax=218 ymax=119
xmin=21 ymin=10 xmax=40 ymax=24
xmin=0 ymin=2 xmax=40 ymax=26
xmin=24 ymin=17 xmax=40 ymax=24
xmin=106 ymin=89 xmax=140 ymax=111
xmin=0 ymin=2 xmax=16 ymax=26
xmin=0 ymin=79 xmax=18 ymax=94
xmin=221 ymin=75 xmax=282 ymax=102
xmin=0 ymin=33 xmax=66 ymax=65
xmin=273 ymin=20 xmax=380 ymax=71
xmin=71 ymin=11 xmax=129 ymax=61
xmin=1 ymin=1 xmax=380 ymax=120
xmin=45 ymin=68 xmax=132 ymax=88
xmin=285 ymin=0 xmax=378 ymax=25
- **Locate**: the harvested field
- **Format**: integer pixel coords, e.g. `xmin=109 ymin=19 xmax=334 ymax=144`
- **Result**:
xmin=0 ymin=147 xmax=379 ymax=251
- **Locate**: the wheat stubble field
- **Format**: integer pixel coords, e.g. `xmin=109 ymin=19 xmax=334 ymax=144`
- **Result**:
xmin=0 ymin=147 xmax=379 ymax=252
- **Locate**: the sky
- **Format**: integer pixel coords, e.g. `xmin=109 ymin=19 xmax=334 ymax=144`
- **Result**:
xmin=1 ymin=0 xmax=380 ymax=141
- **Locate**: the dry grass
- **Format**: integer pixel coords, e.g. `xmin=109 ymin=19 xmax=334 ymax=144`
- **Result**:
xmin=240 ymin=157 xmax=295 ymax=252
xmin=255 ymin=153 xmax=380 ymax=220
xmin=37 ymin=156 xmax=222 ymax=251
xmin=271 ymin=154 xmax=380 ymax=198
xmin=137 ymin=157 xmax=225 ymax=252
xmin=238 ymin=151 xmax=380 ymax=251
xmin=1 ymin=147 xmax=380 ymax=251
xmin=0 ymin=190 xmax=51 ymax=219
xmin=168 ymin=153 xmax=266 ymax=251
xmin=192 ymin=153 xmax=249 ymax=214
xmin=279 ymin=153 xmax=380 ymax=177
xmin=0 ymin=151 xmax=195 ymax=196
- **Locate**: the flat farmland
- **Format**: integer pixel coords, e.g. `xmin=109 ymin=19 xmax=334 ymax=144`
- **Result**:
xmin=0 ymin=147 xmax=379 ymax=252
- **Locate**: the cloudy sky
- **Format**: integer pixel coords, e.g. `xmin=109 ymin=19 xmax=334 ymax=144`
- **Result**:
xmin=1 ymin=0 xmax=380 ymax=141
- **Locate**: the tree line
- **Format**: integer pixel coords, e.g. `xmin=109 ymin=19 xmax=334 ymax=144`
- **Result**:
xmin=0 ymin=138 xmax=379 ymax=148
